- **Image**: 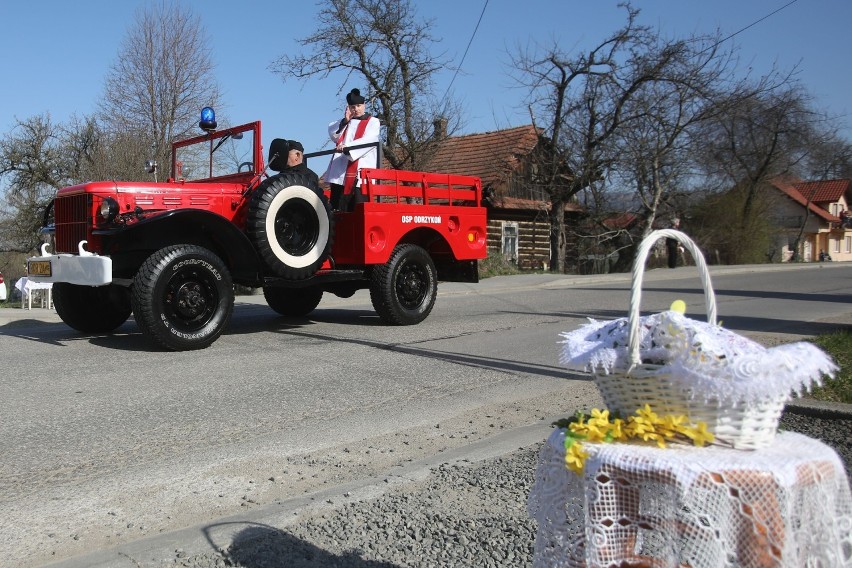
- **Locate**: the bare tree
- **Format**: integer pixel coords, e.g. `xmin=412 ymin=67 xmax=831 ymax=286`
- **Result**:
xmin=509 ymin=4 xmax=699 ymax=272
xmin=98 ymin=1 xmax=221 ymax=179
xmin=801 ymin=127 xmax=852 ymax=180
xmin=270 ymin=0 xmax=461 ymax=170
xmin=1 ymin=3 xmax=221 ymax=250
xmin=691 ymin=80 xmax=844 ymax=261
xmin=0 ymin=114 xmax=79 ymax=252
xmin=611 ymin=32 xmax=754 ymax=239
xmin=0 ymin=114 xmax=72 ymax=191
xmin=697 ymin=82 xmax=818 ymax=220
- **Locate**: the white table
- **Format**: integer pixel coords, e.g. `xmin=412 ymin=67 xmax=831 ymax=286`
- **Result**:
xmin=14 ymin=277 xmax=53 ymax=310
xmin=528 ymin=429 xmax=852 ymax=567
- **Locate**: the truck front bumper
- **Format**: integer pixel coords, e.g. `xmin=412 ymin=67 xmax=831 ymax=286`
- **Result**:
xmin=26 ymin=242 xmax=112 ymax=286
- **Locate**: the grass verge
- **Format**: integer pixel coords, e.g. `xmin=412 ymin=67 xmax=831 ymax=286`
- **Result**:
xmin=809 ymin=329 xmax=852 ymax=404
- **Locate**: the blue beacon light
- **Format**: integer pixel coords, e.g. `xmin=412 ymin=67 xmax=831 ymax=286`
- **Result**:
xmin=199 ymin=107 xmax=217 ymax=132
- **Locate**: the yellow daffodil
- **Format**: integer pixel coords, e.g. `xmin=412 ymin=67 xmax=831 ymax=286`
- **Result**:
xmin=590 ymin=408 xmax=610 ymax=423
xmin=565 ymin=441 xmax=590 ymax=475
xmin=555 ymin=405 xmax=716 ymax=475
xmin=624 ymin=416 xmax=654 ymax=437
xmin=644 ymin=432 xmax=668 ymax=448
xmin=663 ymin=414 xmax=687 ymax=429
xmin=607 ymin=418 xmax=625 ymax=442
xmin=568 ymin=421 xmax=589 ymax=438
xmin=589 ymin=425 xmax=610 ymax=443
xmin=636 ymin=404 xmax=660 ymax=423
xmin=656 ymin=414 xmax=686 ymax=440
xmin=682 ymin=421 xmax=715 ymax=447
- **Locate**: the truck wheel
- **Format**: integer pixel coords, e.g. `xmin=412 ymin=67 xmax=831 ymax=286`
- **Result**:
xmin=263 ymin=286 xmax=323 ymax=316
xmin=370 ymin=244 xmax=437 ymax=325
xmin=247 ymin=173 xmax=333 ymax=279
xmin=131 ymin=245 xmax=234 ymax=351
xmin=53 ymin=283 xmax=131 ymax=333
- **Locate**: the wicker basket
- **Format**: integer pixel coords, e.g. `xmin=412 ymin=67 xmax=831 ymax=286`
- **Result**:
xmin=594 ymin=229 xmax=785 ymax=450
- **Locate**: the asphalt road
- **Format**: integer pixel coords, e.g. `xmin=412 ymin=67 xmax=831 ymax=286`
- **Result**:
xmin=1 ymin=262 xmax=851 ymax=566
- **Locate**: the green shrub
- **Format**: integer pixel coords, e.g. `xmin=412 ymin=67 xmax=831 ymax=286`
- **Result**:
xmin=478 ymin=251 xmax=522 ymax=278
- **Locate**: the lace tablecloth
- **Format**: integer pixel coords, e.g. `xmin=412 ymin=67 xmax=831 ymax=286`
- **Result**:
xmin=528 ymin=429 xmax=852 ymax=567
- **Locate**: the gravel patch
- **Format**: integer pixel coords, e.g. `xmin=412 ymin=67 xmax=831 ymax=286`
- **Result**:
xmin=166 ymin=407 xmax=851 ymax=568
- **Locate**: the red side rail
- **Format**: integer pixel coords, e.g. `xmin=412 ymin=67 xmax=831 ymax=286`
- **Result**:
xmin=360 ymin=169 xmax=481 ymax=206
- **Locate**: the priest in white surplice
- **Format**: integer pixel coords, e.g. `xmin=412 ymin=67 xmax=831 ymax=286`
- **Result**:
xmin=325 ymin=88 xmax=381 ymax=211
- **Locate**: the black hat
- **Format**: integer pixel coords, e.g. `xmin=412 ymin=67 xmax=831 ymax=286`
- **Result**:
xmin=288 ymin=140 xmax=304 ymax=153
xmin=346 ymin=88 xmax=366 ymax=105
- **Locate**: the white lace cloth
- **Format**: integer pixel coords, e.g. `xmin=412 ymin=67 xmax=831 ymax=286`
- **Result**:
xmin=560 ymin=311 xmax=836 ymax=404
xmin=528 ymin=429 xmax=852 ymax=567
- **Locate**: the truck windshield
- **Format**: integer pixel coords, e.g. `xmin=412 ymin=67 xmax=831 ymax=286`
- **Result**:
xmin=173 ymin=127 xmax=256 ymax=181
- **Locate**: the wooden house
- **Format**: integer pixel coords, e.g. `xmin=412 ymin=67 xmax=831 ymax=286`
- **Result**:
xmin=419 ymin=124 xmax=583 ymax=270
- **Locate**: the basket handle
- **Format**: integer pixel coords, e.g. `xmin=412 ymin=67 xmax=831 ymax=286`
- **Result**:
xmin=627 ymin=229 xmax=717 ymax=371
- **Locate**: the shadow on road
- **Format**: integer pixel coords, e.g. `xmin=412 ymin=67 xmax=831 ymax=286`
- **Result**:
xmin=6 ymin=284 xmax=847 ymax=353
xmin=204 ymin=522 xmax=400 ymax=568
xmin=557 ymin=283 xmax=852 ymax=337
xmin=0 ymin=305 xmax=382 ymax=351
xmin=505 ymin=306 xmax=850 ymax=338
xmin=270 ymin=327 xmax=584 ymax=380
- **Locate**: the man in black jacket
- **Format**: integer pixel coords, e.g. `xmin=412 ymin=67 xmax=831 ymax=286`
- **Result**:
xmin=268 ymin=138 xmax=318 ymax=185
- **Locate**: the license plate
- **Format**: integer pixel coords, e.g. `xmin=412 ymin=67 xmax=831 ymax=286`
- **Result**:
xmin=28 ymin=260 xmax=52 ymax=277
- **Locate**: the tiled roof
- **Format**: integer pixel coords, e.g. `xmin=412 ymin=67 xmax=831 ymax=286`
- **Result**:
xmin=793 ymin=179 xmax=851 ymax=203
xmin=420 ymin=125 xmax=541 ymax=190
xmin=603 ymin=212 xmax=639 ymax=229
xmin=768 ymin=176 xmax=839 ymax=223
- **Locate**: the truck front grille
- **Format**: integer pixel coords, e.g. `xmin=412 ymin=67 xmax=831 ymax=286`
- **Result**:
xmin=54 ymin=193 xmax=92 ymax=254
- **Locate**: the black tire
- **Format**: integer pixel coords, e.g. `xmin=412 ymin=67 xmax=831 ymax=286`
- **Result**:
xmin=247 ymin=173 xmax=333 ymax=279
xmin=53 ymin=283 xmax=132 ymax=333
xmin=131 ymin=245 xmax=234 ymax=351
xmin=369 ymin=244 xmax=437 ymax=325
xmin=263 ymin=286 xmax=323 ymax=316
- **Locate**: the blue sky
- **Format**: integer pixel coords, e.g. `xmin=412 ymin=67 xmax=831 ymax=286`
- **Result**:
xmin=1 ymin=0 xmax=850 ymax=169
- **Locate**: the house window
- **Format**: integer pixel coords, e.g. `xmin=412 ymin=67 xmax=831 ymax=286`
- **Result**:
xmin=846 ymin=236 xmax=851 ymax=253
xmin=834 ymin=238 xmax=841 ymax=253
xmin=502 ymin=222 xmax=519 ymax=261
xmin=832 ymin=203 xmax=840 ymax=216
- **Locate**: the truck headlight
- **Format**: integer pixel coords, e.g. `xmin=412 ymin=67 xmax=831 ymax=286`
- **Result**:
xmin=98 ymin=197 xmax=120 ymax=223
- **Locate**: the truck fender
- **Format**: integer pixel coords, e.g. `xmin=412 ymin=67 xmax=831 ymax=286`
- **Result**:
xmin=396 ymin=227 xmax=478 ymax=283
xmin=98 ymin=209 xmax=263 ymax=285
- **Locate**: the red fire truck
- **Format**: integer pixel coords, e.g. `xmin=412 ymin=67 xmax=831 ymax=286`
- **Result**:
xmin=27 ymin=109 xmax=488 ymax=350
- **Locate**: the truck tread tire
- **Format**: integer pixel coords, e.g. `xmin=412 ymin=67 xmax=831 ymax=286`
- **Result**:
xmin=369 ymin=244 xmax=437 ymax=325
xmin=247 ymin=173 xmax=333 ymax=279
xmin=131 ymin=245 xmax=234 ymax=351
xmin=53 ymin=283 xmax=132 ymax=333
xmin=263 ymin=286 xmax=323 ymax=316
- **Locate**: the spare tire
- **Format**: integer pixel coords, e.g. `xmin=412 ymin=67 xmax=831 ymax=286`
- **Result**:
xmin=247 ymin=172 xmax=333 ymax=279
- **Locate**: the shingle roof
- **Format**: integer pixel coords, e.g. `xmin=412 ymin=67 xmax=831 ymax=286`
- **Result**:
xmin=768 ymin=176 xmax=839 ymax=223
xmin=485 ymin=195 xmax=583 ymax=212
xmin=421 ymin=125 xmax=541 ymax=190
